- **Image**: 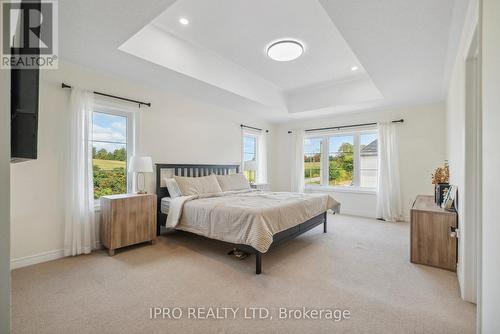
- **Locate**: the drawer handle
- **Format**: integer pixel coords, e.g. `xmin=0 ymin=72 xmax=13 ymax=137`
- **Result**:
xmin=450 ymin=226 xmax=458 ymax=238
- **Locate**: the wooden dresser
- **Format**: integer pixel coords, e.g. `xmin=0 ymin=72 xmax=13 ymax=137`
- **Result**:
xmin=410 ymin=195 xmax=458 ymax=271
xmin=100 ymin=193 xmax=157 ymax=255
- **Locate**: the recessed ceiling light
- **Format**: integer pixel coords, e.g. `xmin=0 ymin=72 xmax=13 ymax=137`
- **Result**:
xmin=179 ymin=17 xmax=189 ymax=25
xmin=351 ymin=66 xmax=359 ymax=71
xmin=267 ymin=40 xmax=304 ymax=62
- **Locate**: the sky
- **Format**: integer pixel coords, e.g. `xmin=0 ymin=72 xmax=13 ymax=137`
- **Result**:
xmin=329 ymin=135 xmax=354 ymax=153
xmin=243 ymin=136 xmax=256 ymax=162
xmin=304 ymin=138 xmax=322 ymax=154
xmin=92 ymin=112 xmax=127 ymax=152
xmin=360 ymin=133 xmax=377 ymax=146
xmin=304 ymin=133 xmax=378 ymax=155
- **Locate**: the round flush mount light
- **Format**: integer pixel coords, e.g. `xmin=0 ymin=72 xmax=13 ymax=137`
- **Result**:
xmin=179 ymin=17 xmax=189 ymax=25
xmin=351 ymin=66 xmax=359 ymax=71
xmin=267 ymin=40 xmax=304 ymax=62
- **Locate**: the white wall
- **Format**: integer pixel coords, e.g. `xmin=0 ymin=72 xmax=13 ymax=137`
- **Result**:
xmin=446 ymin=44 xmax=468 ymax=299
xmin=481 ymin=0 xmax=500 ymax=331
xmin=272 ymin=103 xmax=447 ymax=220
xmin=10 ymin=61 xmax=274 ymax=267
xmin=1 ymin=61 xmax=11 ymax=333
xmin=286 ymin=76 xmax=382 ymax=114
xmin=445 ymin=0 xmax=478 ymax=303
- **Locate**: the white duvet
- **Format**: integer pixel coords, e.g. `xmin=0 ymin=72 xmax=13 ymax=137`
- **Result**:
xmin=166 ymin=190 xmax=340 ymax=253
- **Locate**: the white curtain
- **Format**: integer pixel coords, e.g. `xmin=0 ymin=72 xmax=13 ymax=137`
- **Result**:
xmin=241 ymin=128 xmax=267 ymax=183
xmin=257 ymin=131 xmax=268 ymax=184
xmin=64 ymin=88 xmax=97 ymax=256
xmin=240 ymin=127 xmax=246 ymax=174
xmin=376 ymin=122 xmax=403 ymax=222
xmin=291 ymin=130 xmax=305 ymax=193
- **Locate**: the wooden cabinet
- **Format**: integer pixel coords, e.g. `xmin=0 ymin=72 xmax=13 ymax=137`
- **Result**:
xmin=410 ymin=195 xmax=457 ymax=271
xmin=100 ymin=193 xmax=157 ymax=256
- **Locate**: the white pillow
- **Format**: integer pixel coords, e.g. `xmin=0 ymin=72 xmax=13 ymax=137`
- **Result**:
xmin=216 ymin=173 xmax=251 ymax=192
xmin=164 ymin=178 xmax=182 ymax=198
xmin=174 ymin=174 xmax=222 ymax=196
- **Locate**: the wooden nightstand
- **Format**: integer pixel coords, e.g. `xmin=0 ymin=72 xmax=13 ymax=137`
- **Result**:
xmin=410 ymin=195 xmax=458 ymax=271
xmin=100 ymin=193 xmax=157 ymax=256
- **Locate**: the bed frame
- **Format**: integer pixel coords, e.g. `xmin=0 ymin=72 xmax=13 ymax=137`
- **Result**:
xmin=155 ymin=163 xmax=328 ymax=274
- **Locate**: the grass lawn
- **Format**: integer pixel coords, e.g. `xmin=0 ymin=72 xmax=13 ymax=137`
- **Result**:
xmin=93 ymin=159 xmax=126 ymax=170
xmin=304 ymin=161 xmax=320 ymax=169
xmin=304 ymin=161 xmax=353 ymax=186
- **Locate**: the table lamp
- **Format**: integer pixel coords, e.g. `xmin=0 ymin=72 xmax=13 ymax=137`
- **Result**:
xmin=129 ymin=156 xmax=153 ymax=194
xmin=244 ymin=160 xmax=258 ymax=184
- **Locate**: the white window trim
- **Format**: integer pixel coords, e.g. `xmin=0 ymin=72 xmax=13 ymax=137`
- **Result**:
xmin=305 ymin=184 xmax=377 ymax=195
xmin=304 ymin=127 xmax=378 ymax=193
xmin=92 ymin=104 xmax=137 ymax=210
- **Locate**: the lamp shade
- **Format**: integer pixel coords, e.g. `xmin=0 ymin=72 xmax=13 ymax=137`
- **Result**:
xmin=244 ymin=160 xmax=257 ymax=171
xmin=128 ymin=156 xmax=153 ymax=173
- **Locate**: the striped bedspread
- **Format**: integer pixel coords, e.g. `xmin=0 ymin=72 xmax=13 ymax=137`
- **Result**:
xmin=166 ymin=190 xmax=340 ymax=253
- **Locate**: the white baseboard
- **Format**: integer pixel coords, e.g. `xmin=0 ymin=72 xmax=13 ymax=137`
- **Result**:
xmin=10 ymin=242 xmax=102 ymax=270
xmin=339 ymin=210 xmax=375 ymax=219
xmin=336 ymin=211 xmax=410 ymax=222
xmin=10 ymin=249 xmax=65 ymax=270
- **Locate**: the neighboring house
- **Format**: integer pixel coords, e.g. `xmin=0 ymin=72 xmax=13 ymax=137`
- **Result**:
xmin=360 ymin=139 xmax=378 ymax=188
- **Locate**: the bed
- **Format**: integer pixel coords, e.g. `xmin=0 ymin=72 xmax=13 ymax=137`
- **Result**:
xmin=155 ymin=164 xmax=340 ymax=274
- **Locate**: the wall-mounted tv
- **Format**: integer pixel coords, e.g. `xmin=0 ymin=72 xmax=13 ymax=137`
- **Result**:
xmin=10 ymin=0 xmax=40 ymax=163
xmin=10 ymin=67 xmax=39 ymax=163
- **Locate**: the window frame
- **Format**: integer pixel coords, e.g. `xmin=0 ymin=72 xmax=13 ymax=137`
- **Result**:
xmin=304 ymin=137 xmax=324 ymax=186
xmin=304 ymin=128 xmax=378 ymax=193
xmin=91 ymin=105 xmax=136 ymax=208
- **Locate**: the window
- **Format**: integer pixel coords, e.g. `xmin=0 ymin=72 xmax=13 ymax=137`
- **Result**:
xmin=328 ymin=135 xmax=354 ymax=186
xmin=304 ymin=130 xmax=378 ymax=190
xmin=304 ymin=138 xmax=323 ymax=185
xmin=243 ymin=134 xmax=257 ymax=183
xmin=242 ymin=130 xmax=268 ymax=185
xmin=359 ymin=133 xmax=378 ymax=188
xmin=91 ymin=110 xmax=133 ymax=200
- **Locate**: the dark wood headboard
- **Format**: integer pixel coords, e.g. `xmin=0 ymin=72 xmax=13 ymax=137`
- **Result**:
xmin=155 ymin=163 xmax=240 ymax=200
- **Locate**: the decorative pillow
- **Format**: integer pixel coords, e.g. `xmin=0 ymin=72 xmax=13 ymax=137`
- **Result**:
xmin=216 ymin=173 xmax=251 ymax=192
xmin=174 ymin=174 xmax=222 ymax=196
xmin=164 ymin=178 xmax=183 ymax=198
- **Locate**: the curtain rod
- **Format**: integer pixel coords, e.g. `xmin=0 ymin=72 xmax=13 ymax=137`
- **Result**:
xmin=241 ymin=124 xmax=269 ymax=133
xmin=287 ymin=119 xmax=404 ymax=134
xmin=61 ymin=83 xmax=151 ymax=108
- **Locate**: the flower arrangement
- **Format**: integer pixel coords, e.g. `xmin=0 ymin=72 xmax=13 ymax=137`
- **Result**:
xmin=431 ymin=161 xmax=449 ymax=185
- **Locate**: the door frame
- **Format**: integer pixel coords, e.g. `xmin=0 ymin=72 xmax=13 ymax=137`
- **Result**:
xmin=462 ymin=27 xmax=481 ymax=305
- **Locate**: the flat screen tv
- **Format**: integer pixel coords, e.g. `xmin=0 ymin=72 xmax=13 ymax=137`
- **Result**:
xmin=10 ymin=67 xmax=39 ymax=163
xmin=10 ymin=1 xmax=40 ymax=163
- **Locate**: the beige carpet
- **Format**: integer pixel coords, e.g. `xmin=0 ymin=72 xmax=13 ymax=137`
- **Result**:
xmin=12 ymin=214 xmax=475 ymax=334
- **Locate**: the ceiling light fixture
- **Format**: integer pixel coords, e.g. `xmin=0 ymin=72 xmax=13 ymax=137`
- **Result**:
xmin=179 ymin=17 xmax=189 ymax=25
xmin=267 ymin=40 xmax=304 ymax=62
xmin=351 ymin=66 xmax=359 ymax=71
